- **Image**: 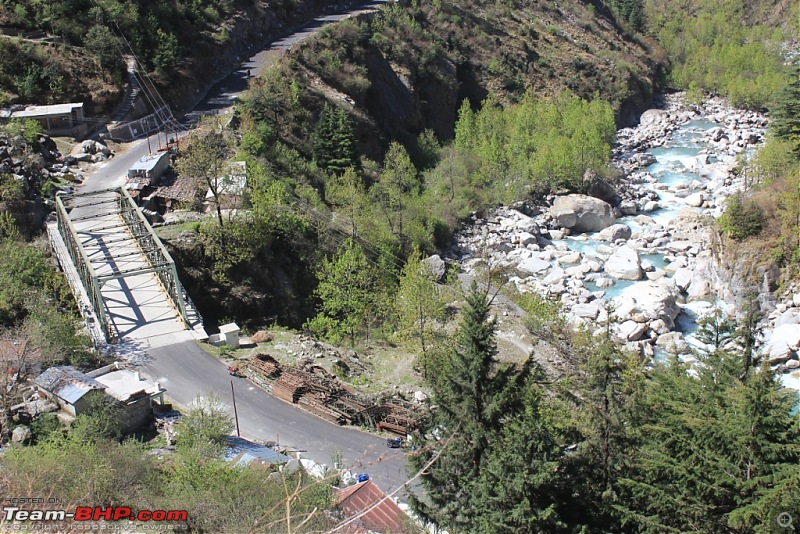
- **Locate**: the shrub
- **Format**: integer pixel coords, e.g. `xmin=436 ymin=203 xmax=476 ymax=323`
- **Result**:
xmin=719 ymin=193 xmax=764 ymax=240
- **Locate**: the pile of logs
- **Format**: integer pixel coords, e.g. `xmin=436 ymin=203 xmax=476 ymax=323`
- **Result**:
xmin=245 ymin=353 xmax=420 ymax=435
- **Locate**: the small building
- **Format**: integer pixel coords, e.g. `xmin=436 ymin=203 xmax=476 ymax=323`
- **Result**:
xmin=33 ymin=366 xmax=107 ymax=418
xmin=89 ymin=362 xmax=165 ymax=433
xmin=205 ymin=161 xmax=247 ymax=211
xmin=34 ymin=363 xmax=165 ymax=432
xmin=335 ymin=480 xmax=421 ymax=533
xmin=210 ymin=323 xmax=240 ymax=348
xmin=10 ymin=102 xmax=84 ymax=134
xmin=128 ymin=152 xmax=170 ymax=186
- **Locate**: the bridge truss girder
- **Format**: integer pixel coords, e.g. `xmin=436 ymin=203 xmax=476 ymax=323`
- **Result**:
xmin=55 ymin=187 xmax=189 ymax=343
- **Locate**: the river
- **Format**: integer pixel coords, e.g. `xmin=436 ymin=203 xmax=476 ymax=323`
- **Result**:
xmin=453 ymin=96 xmax=800 ymax=395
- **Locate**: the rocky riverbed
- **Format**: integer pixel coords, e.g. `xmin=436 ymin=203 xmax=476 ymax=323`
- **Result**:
xmin=450 ymin=94 xmax=780 ymax=365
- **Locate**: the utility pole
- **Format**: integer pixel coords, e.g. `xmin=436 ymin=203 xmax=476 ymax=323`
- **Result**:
xmin=230 ymin=380 xmax=241 ymax=437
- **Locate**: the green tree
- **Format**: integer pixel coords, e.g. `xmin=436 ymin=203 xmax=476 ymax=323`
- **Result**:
xmin=408 ymin=281 xmax=531 ymax=530
xmin=84 ymin=24 xmax=120 ymax=78
xmin=770 ymin=65 xmax=800 ymax=156
xmin=372 ymin=142 xmax=419 ymax=247
xmin=177 ymin=393 xmax=235 ymax=455
xmin=719 ymin=193 xmax=764 ymax=240
xmin=175 ymin=123 xmax=234 ymax=231
xmin=472 ymin=377 xmax=567 ymax=532
xmin=557 ymin=333 xmax=643 ymax=531
xmin=312 ymin=105 xmax=359 ymax=174
xmin=617 ymin=353 xmax=800 ymax=533
xmin=393 ymin=248 xmax=448 ymax=364
xmin=305 ymin=239 xmax=379 ymax=345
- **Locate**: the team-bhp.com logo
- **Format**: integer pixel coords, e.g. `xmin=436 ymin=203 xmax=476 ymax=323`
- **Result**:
xmin=3 ymin=506 xmax=188 ymax=522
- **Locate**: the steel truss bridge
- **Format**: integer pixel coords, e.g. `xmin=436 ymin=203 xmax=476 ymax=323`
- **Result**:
xmin=51 ymin=187 xmax=202 ymax=345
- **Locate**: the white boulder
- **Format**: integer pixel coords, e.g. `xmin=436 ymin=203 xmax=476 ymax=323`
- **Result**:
xmin=604 ymin=246 xmax=642 ymax=281
xmin=551 ymin=195 xmax=616 ymax=232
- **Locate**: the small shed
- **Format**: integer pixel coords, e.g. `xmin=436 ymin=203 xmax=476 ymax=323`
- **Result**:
xmin=34 ymin=366 xmax=106 ymax=417
xmin=335 ymin=480 xmax=421 ymax=533
xmin=89 ymin=362 xmax=165 ymax=433
xmin=128 ymin=152 xmax=170 ymax=185
xmin=205 ymin=161 xmax=247 ymax=211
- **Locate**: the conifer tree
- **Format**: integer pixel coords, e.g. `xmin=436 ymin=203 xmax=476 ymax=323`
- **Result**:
xmin=408 ymin=281 xmax=530 ymax=530
xmin=770 ymin=65 xmax=800 ymax=157
xmin=312 ymin=105 xmax=360 ymax=174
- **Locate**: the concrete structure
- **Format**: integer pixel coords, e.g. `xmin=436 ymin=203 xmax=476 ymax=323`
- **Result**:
xmin=9 ymin=102 xmax=84 ymax=134
xmin=35 ymin=363 xmax=165 ymax=432
xmin=49 ymin=187 xmax=206 ymax=346
xmin=34 ymin=366 xmax=106 ymax=418
xmin=335 ymin=480 xmax=421 ymax=533
xmin=212 ymin=323 xmax=240 ymax=347
xmin=128 ymin=152 xmax=170 ymax=186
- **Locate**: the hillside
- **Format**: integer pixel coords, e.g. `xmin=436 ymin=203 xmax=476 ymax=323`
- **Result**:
xmin=240 ymin=0 xmax=663 ymax=165
xmin=0 ymin=0 xmax=352 ymax=113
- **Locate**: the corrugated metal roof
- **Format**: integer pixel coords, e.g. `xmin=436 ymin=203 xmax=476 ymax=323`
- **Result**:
xmin=34 ymin=366 xmax=106 ymax=405
xmin=336 ymin=480 xmax=420 ymax=534
xmin=129 ymin=153 xmax=168 ymax=171
xmin=225 ymin=436 xmax=290 ymax=466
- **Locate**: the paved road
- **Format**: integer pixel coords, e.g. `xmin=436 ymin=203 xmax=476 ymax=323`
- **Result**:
xmin=140 ymin=341 xmax=411 ymax=496
xmin=188 ymin=1 xmax=387 ymax=119
xmin=74 ymin=0 xmax=414 ymax=498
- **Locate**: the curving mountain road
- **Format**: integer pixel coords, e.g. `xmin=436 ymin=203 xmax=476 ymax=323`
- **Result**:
xmin=78 ymin=0 xmax=413 ymax=497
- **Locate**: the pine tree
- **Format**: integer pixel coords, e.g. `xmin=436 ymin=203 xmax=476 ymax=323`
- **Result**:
xmin=557 ymin=333 xmax=642 ymax=531
xmin=770 ymin=65 xmax=800 ymax=157
xmin=408 ymin=281 xmax=530 ymax=530
xmin=312 ymin=105 xmax=360 ymax=174
xmin=472 ymin=376 xmax=567 ymax=532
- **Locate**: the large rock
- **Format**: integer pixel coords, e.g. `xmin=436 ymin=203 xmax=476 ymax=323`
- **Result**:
xmin=11 ymin=425 xmax=30 ymax=445
xmin=685 ymin=192 xmax=705 ymax=207
xmin=765 ymin=324 xmax=800 ymax=364
xmin=573 ymin=302 xmax=602 ymax=320
xmin=551 ymin=195 xmax=615 ymax=232
xmin=598 ymin=224 xmax=632 ymax=242
xmin=673 ymin=268 xmax=693 ymax=291
xmin=517 ymin=257 xmax=550 ymax=276
xmin=640 ymin=109 xmax=668 ymax=127
xmin=618 ymin=320 xmax=648 ymax=341
xmin=423 ymin=255 xmax=447 ymax=282
xmin=585 ymin=175 xmax=619 ymax=205
xmin=615 ymin=281 xmax=681 ymax=328
xmin=655 ymin=332 xmax=689 ymax=354
xmin=551 ymin=208 xmax=577 ymax=229
xmin=604 ymin=246 xmax=642 ymax=280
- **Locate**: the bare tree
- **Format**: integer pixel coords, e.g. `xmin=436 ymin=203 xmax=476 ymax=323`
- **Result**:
xmin=0 ymin=323 xmax=46 ymax=442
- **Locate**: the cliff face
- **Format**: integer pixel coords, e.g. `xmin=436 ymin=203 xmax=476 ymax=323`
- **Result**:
xmin=711 ymin=231 xmax=781 ymax=316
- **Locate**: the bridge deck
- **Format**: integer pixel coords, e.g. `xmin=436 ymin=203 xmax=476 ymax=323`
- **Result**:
xmin=52 ymin=191 xmax=206 ymax=348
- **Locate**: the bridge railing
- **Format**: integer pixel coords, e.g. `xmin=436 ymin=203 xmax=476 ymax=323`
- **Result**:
xmin=116 ymin=189 xmax=190 ymax=327
xmin=54 ymin=195 xmax=113 ymax=342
